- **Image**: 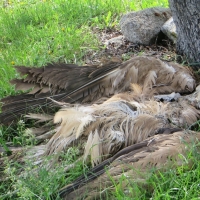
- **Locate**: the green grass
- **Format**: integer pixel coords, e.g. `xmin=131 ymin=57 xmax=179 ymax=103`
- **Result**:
xmin=2 ymin=144 xmax=200 ymax=199
xmin=0 ymin=0 xmax=168 ymax=98
xmin=108 ymin=145 xmax=200 ymax=200
xmin=1 ymin=147 xmax=89 ymax=199
xmin=5 ymin=0 xmax=200 ymax=200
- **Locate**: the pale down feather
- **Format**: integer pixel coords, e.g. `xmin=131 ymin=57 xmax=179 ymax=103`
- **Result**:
xmin=42 ymin=85 xmax=200 ymax=167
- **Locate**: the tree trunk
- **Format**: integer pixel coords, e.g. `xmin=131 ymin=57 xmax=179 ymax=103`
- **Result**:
xmin=169 ymin=0 xmax=200 ymax=67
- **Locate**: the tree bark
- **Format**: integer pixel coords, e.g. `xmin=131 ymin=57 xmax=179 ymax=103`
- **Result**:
xmin=169 ymin=0 xmax=200 ymax=67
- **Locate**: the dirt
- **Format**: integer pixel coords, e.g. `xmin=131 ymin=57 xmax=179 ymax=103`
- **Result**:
xmin=83 ymin=27 xmax=177 ymax=66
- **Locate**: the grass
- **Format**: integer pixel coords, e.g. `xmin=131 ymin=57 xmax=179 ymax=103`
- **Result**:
xmin=3 ymin=0 xmax=200 ymax=200
xmin=0 ymin=0 xmax=168 ymax=98
xmin=1 ymin=146 xmax=88 ymax=199
xmin=108 ymin=144 xmax=200 ymax=200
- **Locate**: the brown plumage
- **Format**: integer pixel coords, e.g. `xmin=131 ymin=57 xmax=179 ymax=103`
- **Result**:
xmin=0 ymin=56 xmax=199 ymax=163
xmin=40 ymin=85 xmax=200 ymax=167
xmin=0 ymin=56 xmax=200 ymax=199
xmin=0 ymin=56 xmax=195 ymax=125
xmin=59 ymin=131 xmax=200 ymax=200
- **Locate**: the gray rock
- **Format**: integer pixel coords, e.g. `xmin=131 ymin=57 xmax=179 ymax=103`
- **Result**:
xmin=104 ymin=35 xmax=124 ymax=49
xmin=161 ymin=17 xmax=177 ymax=43
xmin=120 ymin=7 xmax=171 ymax=45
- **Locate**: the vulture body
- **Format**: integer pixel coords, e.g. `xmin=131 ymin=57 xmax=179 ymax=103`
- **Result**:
xmin=1 ymin=56 xmax=200 ymax=199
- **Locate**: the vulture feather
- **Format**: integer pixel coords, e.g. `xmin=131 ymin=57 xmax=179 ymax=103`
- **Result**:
xmin=59 ymin=131 xmax=200 ymax=200
xmin=0 ymin=56 xmax=195 ymax=125
xmin=39 ymin=91 xmax=200 ymax=166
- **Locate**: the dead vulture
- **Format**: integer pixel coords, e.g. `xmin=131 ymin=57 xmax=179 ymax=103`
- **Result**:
xmin=0 ymin=56 xmax=200 ymax=198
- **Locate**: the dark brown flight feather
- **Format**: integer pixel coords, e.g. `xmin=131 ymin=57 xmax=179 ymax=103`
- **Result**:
xmin=0 ymin=56 xmax=195 ymax=125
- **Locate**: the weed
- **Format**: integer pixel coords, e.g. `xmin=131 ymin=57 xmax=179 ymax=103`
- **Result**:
xmin=0 ymin=146 xmax=86 ymax=199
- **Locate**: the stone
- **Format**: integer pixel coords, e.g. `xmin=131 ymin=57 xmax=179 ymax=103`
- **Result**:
xmin=120 ymin=7 xmax=171 ymax=45
xmin=104 ymin=35 xmax=124 ymax=49
xmin=161 ymin=17 xmax=177 ymax=43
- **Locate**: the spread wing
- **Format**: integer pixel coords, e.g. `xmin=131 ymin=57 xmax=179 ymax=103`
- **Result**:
xmin=0 ymin=61 xmax=121 ymax=124
xmin=0 ymin=56 xmax=195 ymax=125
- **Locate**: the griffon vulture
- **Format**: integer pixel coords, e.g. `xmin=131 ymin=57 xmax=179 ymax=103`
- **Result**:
xmin=1 ymin=56 xmax=200 ymax=198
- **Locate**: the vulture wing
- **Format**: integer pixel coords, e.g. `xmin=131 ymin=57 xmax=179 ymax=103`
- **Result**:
xmin=59 ymin=131 xmax=200 ymax=200
xmin=0 ymin=61 xmax=121 ymax=124
xmin=0 ymin=56 xmax=195 ymax=125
